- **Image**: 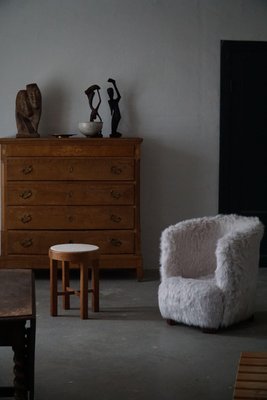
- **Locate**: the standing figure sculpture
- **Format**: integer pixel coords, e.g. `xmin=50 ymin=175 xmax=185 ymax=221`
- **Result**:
xmin=15 ymin=83 xmax=41 ymax=138
xmin=84 ymin=84 xmax=102 ymax=122
xmin=107 ymin=78 xmax=122 ymax=138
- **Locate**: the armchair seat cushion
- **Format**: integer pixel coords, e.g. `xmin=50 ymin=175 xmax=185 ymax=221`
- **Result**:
xmin=159 ymin=276 xmax=224 ymax=329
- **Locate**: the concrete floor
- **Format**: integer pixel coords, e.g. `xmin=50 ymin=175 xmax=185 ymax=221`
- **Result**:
xmin=1 ymin=268 xmax=267 ymax=400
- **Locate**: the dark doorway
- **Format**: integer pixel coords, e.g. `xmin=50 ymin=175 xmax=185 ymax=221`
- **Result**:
xmin=219 ymin=40 xmax=267 ymax=266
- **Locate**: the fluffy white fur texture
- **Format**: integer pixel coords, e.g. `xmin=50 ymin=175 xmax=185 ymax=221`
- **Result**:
xmin=158 ymin=214 xmax=264 ymax=329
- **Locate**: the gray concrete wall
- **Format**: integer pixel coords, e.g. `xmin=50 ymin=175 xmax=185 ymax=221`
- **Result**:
xmin=1 ymin=0 xmax=267 ymax=268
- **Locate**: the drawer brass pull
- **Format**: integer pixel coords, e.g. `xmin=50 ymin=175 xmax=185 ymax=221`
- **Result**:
xmin=20 ymin=190 xmax=32 ymax=199
xmin=22 ymin=165 xmax=33 ymax=175
xmin=68 ymin=216 xmax=74 ymax=222
xmin=110 ymin=238 xmax=122 ymax=247
xmin=20 ymin=238 xmax=33 ymax=248
xmin=110 ymin=214 xmax=122 ymax=223
xmin=110 ymin=190 xmax=121 ymax=199
xmin=69 ymin=166 xmax=74 ymax=173
xmin=111 ymin=166 xmax=122 ymax=175
xmin=21 ymin=214 xmax=32 ymax=224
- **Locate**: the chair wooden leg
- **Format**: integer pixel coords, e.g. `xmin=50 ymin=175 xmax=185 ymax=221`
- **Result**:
xmin=50 ymin=259 xmax=58 ymax=316
xmin=166 ymin=319 xmax=176 ymax=326
xmin=62 ymin=261 xmax=70 ymax=310
xmin=136 ymin=263 xmax=144 ymax=281
xmin=12 ymin=321 xmax=28 ymax=400
xmin=202 ymin=327 xmax=218 ymax=334
xmin=80 ymin=263 xmax=88 ymax=319
xmin=91 ymin=259 xmax=99 ymax=312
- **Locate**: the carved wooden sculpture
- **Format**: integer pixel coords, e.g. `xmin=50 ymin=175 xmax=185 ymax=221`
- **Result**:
xmin=84 ymin=84 xmax=102 ymax=122
xmin=16 ymin=83 xmax=41 ymax=138
xmin=26 ymin=83 xmax=42 ymax=133
xmin=107 ymin=78 xmax=122 ymax=138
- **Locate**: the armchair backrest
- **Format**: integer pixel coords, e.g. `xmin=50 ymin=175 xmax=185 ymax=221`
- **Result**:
xmin=160 ymin=216 xmax=222 ymax=279
xmin=160 ymin=215 xmax=264 ymax=282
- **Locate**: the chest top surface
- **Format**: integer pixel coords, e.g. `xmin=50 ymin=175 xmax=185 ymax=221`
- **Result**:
xmin=0 ymin=269 xmax=35 ymax=319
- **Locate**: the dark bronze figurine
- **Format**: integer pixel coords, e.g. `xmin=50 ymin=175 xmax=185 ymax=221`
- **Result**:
xmin=107 ymin=78 xmax=122 ymax=138
xmin=84 ymin=84 xmax=102 ymax=122
xmin=16 ymin=83 xmax=41 ymax=138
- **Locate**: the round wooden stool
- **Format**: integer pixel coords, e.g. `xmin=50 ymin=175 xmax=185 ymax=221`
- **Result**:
xmin=49 ymin=243 xmax=100 ymax=319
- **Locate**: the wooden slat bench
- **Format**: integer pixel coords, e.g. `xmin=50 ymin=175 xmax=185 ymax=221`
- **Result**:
xmin=233 ymin=352 xmax=267 ymax=399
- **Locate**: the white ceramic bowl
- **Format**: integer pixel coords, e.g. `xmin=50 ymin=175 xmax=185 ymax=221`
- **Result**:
xmin=78 ymin=121 xmax=103 ymax=137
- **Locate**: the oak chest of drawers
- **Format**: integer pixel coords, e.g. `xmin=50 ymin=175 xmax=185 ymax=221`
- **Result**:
xmin=0 ymin=137 xmax=143 ymax=279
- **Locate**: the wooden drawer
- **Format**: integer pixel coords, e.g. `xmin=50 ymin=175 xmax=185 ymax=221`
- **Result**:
xmin=1 ymin=138 xmax=138 ymax=157
xmin=7 ymin=158 xmax=134 ymax=181
xmin=7 ymin=206 xmax=134 ymax=229
xmin=7 ymin=182 xmax=134 ymax=205
xmin=7 ymin=230 xmax=135 ymax=255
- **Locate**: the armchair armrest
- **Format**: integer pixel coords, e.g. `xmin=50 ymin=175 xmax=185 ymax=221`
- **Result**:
xmin=215 ymin=224 xmax=264 ymax=326
xmin=215 ymin=228 xmax=263 ymax=293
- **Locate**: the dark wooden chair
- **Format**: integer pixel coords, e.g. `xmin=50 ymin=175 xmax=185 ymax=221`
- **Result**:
xmin=0 ymin=269 xmax=36 ymax=400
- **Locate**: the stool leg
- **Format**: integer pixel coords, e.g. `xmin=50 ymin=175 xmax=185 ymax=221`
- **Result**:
xmin=80 ymin=263 xmax=88 ymax=319
xmin=62 ymin=261 xmax=70 ymax=310
xmin=91 ymin=259 xmax=99 ymax=312
xmin=50 ymin=258 xmax=58 ymax=316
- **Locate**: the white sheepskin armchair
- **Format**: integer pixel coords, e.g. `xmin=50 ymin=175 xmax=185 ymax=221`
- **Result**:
xmin=158 ymin=215 xmax=264 ymax=330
